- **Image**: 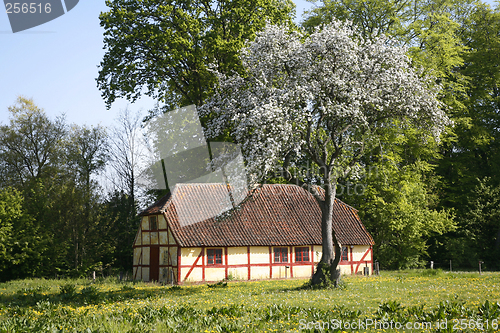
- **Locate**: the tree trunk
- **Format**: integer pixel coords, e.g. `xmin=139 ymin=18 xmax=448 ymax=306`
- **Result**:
xmin=311 ymin=182 xmax=342 ymax=287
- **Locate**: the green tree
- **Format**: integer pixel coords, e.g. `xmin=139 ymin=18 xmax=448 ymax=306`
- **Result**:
xmin=0 ymin=97 xmax=66 ymax=187
xmin=104 ymin=191 xmax=140 ymax=272
xmin=0 ymin=98 xmax=70 ymax=278
xmin=341 ymin=159 xmax=455 ymax=269
xmin=0 ymin=187 xmax=46 ymax=281
xmin=65 ymin=125 xmax=109 ymax=272
xmin=431 ymin=4 xmax=500 ymax=268
xmin=338 ymin=122 xmax=456 ymax=269
xmin=97 ymin=0 xmax=295 ymax=110
xmin=0 ymin=187 xmax=21 ymax=274
xmin=460 ymin=178 xmax=500 ymax=268
xmin=303 ymin=0 xmax=410 ymax=38
xmin=438 ymin=4 xmax=500 ymax=207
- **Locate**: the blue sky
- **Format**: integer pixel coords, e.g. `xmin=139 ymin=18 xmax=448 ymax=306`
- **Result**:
xmin=0 ymin=0 xmax=497 ymax=129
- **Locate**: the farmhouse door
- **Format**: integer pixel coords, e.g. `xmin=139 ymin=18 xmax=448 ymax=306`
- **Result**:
xmin=150 ymin=246 xmax=160 ymax=282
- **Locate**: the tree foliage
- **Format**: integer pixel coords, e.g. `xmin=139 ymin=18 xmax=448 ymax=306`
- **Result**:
xmin=438 ymin=4 xmax=500 ymax=206
xmin=97 ymin=0 xmax=295 ymax=110
xmin=303 ymin=0 xmax=473 ymax=119
xmin=336 ymin=121 xmax=455 ymax=269
xmin=0 ymin=187 xmax=25 ymax=275
xmin=429 ymin=4 xmax=500 ymax=268
xmin=341 ymin=161 xmax=455 ymax=269
xmin=0 ymin=97 xmax=66 ymax=187
xmin=461 ymin=178 xmax=500 ymax=268
xmin=64 ymin=125 xmax=109 ymax=270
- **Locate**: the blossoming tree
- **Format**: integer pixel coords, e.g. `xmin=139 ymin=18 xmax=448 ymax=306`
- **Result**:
xmin=199 ymin=21 xmax=451 ymax=285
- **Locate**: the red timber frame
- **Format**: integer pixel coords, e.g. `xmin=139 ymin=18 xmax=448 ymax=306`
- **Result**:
xmin=340 ymin=245 xmax=373 ymax=275
xmin=179 ymin=245 xmax=372 ymax=283
xmin=132 ymin=214 xmax=180 ymax=284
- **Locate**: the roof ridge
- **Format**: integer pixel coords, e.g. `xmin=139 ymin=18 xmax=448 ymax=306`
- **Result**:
xmin=335 ymin=199 xmax=359 ymax=213
xmin=140 ymin=182 xmax=359 ymax=214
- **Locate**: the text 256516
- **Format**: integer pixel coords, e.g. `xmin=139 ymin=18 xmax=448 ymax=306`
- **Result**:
xmin=5 ymin=3 xmax=52 ymax=14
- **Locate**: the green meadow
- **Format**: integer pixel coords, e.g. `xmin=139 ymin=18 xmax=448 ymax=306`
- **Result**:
xmin=1 ymin=270 xmax=499 ymax=332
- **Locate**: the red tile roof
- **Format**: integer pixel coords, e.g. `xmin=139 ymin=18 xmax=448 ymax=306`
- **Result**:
xmin=139 ymin=183 xmax=374 ymax=247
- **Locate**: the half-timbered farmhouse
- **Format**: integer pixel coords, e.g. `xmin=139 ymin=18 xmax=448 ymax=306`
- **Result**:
xmin=133 ymin=183 xmax=374 ymax=284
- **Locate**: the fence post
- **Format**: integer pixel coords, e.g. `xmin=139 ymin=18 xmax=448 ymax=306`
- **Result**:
xmin=449 ymin=260 xmax=452 ymax=272
xmin=430 ymin=261 xmax=434 ymax=269
xmin=479 ymin=261 xmax=483 ymax=275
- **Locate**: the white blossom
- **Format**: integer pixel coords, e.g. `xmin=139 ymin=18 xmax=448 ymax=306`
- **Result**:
xmin=200 ymin=21 xmax=450 ymax=188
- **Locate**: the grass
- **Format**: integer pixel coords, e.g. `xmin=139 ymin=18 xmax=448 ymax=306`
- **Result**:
xmin=0 ymin=270 xmax=499 ymax=332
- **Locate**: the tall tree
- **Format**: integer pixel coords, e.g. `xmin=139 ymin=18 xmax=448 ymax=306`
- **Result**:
xmin=65 ymin=125 xmax=109 ymax=271
xmin=462 ymin=178 xmax=500 ymax=268
xmin=106 ymin=108 xmax=144 ymax=270
xmin=439 ymin=3 xmax=500 ymax=206
xmin=432 ymin=4 xmax=500 ymax=268
xmin=0 ymin=98 xmax=69 ymax=278
xmin=97 ymin=0 xmax=295 ymax=111
xmin=200 ymin=22 xmax=450 ymax=285
xmin=0 ymin=97 xmax=66 ymax=187
xmin=108 ymin=108 xmax=144 ymax=209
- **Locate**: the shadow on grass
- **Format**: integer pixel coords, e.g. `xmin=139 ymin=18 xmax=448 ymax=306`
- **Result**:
xmin=0 ymin=282 xmax=205 ymax=308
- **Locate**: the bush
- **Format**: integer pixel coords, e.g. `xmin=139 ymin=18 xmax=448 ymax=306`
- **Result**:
xmin=420 ymin=268 xmax=443 ymax=277
xmin=80 ymin=285 xmax=101 ymax=304
xmin=58 ymin=284 xmax=77 ymax=300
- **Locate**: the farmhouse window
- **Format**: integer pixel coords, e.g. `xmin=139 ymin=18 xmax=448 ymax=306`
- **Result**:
xmin=149 ymin=216 xmax=158 ymax=230
xmin=207 ymin=249 xmax=223 ymax=265
xmin=295 ymin=247 xmax=310 ymax=262
xmin=274 ymin=247 xmax=288 ymax=263
xmin=341 ymin=246 xmax=348 ymax=261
